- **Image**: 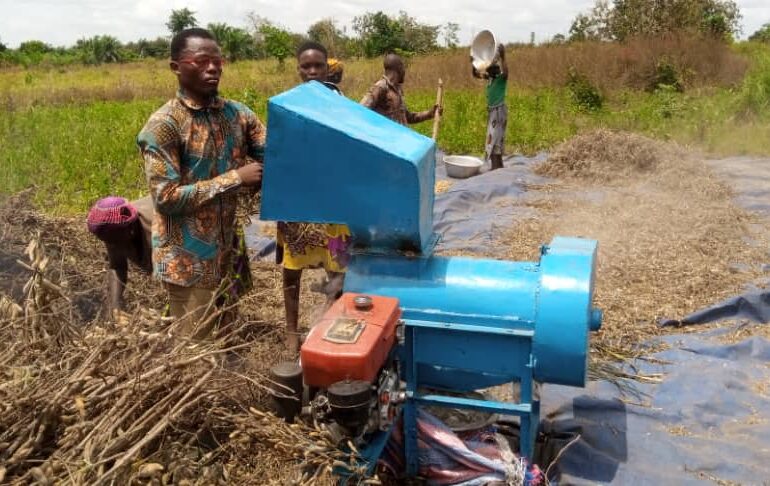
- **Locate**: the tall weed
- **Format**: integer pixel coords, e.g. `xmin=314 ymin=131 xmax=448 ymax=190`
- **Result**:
xmin=738 ymin=43 xmax=770 ymax=116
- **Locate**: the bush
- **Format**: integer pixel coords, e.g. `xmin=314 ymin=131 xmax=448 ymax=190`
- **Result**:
xmin=738 ymin=45 xmax=770 ymax=115
xmin=647 ymin=58 xmax=685 ymax=92
xmin=654 ymin=84 xmax=685 ymax=118
xmin=748 ymin=23 xmax=770 ymax=43
xmin=567 ymin=67 xmax=603 ymax=111
xmin=352 ymin=11 xmax=439 ymax=58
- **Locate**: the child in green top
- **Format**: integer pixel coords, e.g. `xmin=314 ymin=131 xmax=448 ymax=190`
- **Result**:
xmin=473 ymin=44 xmax=508 ymax=170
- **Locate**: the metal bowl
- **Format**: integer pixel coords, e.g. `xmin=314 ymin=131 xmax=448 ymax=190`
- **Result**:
xmin=444 ymin=155 xmax=483 ymax=179
xmin=471 ymin=30 xmax=499 ymax=72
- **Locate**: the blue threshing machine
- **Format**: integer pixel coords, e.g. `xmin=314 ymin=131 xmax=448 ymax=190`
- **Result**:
xmin=261 ymin=81 xmax=602 ymax=478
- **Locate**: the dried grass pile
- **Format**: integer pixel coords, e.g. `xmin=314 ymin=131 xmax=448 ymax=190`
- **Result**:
xmin=0 ymin=192 xmax=350 ymax=485
xmin=535 ymin=129 xmax=672 ymax=181
xmin=508 ymin=130 xmax=766 ymax=357
xmin=0 ymin=302 xmax=342 ymax=484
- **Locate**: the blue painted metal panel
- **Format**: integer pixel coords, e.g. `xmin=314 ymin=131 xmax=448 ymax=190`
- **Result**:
xmin=260 ymin=81 xmax=436 ymax=253
xmin=533 ymin=236 xmax=599 ymax=387
xmin=345 ymin=254 xmax=540 ymax=327
xmin=409 ymin=320 xmax=532 ymax=390
xmin=407 ymin=319 xmax=534 ymax=337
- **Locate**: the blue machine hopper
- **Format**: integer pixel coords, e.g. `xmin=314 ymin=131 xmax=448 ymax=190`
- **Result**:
xmin=261 ymin=81 xmax=436 ymax=254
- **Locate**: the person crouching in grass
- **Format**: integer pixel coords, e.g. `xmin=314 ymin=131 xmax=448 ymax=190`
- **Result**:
xmin=86 ymin=196 xmax=153 ymax=323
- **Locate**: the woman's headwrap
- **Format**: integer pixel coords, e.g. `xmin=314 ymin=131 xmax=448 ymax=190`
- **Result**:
xmin=86 ymin=196 xmax=138 ymax=239
xmin=327 ymin=58 xmax=344 ymax=83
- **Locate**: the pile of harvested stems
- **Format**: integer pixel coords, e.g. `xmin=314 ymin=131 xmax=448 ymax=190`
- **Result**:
xmin=224 ymin=408 xmax=373 ymax=485
xmin=1 ymin=246 xmax=241 ymax=484
xmin=0 ymin=193 xmax=359 ymax=484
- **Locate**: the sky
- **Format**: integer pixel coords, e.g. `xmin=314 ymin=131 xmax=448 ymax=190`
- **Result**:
xmin=0 ymin=0 xmax=768 ymax=48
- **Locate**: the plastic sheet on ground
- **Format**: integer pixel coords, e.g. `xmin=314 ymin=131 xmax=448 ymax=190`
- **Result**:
xmin=432 ymin=152 xmax=548 ymax=254
xmin=542 ymin=328 xmax=770 ymax=484
xmin=546 ymin=155 xmax=770 ymax=484
xmin=661 ymin=156 xmax=770 ymax=327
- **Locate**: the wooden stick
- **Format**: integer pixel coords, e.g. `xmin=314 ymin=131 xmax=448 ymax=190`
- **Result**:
xmin=431 ymin=78 xmax=444 ymax=141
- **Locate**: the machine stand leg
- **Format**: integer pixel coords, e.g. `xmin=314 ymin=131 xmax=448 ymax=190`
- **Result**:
xmin=404 ymin=326 xmax=420 ymax=477
xmin=404 ymin=401 xmax=419 ymax=477
xmin=516 ymin=374 xmax=538 ymax=460
xmin=531 ymin=399 xmax=541 ymax=455
xmin=520 ymin=414 xmax=532 ymax=460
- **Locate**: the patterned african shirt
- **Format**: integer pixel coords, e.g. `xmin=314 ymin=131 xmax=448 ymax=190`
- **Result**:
xmin=137 ymin=90 xmax=266 ymax=289
xmin=360 ymin=76 xmax=427 ymax=126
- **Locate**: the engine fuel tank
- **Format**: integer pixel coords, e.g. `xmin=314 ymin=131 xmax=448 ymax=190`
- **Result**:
xmin=301 ymin=293 xmax=401 ymax=388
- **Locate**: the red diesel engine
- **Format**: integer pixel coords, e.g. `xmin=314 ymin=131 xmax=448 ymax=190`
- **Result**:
xmin=270 ymin=294 xmax=404 ymax=435
xmin=301 ymin=293 xmax=401 ymax=388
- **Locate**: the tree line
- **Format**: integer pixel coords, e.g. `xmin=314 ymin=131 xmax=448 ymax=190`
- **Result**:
xmin=0 ymin=8 xmax=460 ymax=68
xmin=565 ymin=0 xmax=742 ymax=42
xmin=1 ymin=2 xmax=768 ymax=68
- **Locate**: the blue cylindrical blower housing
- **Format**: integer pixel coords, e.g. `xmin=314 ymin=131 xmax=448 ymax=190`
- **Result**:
xmin=344 ymin=236 xmax=601 ymax=388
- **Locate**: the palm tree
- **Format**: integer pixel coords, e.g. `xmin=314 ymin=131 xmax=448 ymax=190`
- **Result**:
xmin=166 ymin=8 xmax=197 ymax=36
xmin=223 ymin=28 xmax=255 ymax=62
xmin=207 ymin=22 xmax=232 ymax=45
xmin=208 ymin=23 xmax=255 ymax=62
xmin=76 ymin=35 xmax=123 ymax=64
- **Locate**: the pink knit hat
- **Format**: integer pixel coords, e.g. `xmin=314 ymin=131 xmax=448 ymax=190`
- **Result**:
xmin=86 ymin=196 xmax=138 ymax=236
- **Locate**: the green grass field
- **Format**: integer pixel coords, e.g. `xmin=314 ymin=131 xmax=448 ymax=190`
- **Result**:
xmin=2 ymin=43 xmax=770 ymax=215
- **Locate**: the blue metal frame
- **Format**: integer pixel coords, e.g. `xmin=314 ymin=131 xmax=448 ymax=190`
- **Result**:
xmin=343 ymin=237 xmax=599 ymax=475
xmin=401 ymin=319 xmax=541 ymax=475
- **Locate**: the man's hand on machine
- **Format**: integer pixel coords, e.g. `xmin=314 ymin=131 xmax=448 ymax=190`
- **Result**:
xmin=236 ymin=162 xmax=263 ymax=186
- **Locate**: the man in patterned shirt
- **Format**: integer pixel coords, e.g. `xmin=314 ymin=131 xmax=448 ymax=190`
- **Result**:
xmin=137 ymin=28 xmax=264 ymax=339
xmin=361 ymin=53 xmax=439 ymax=126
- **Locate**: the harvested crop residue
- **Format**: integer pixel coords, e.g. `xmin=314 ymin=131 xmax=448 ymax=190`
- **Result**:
xmin=0 ymin=191 xmax=340 ymax=485
xmin=507 ymin=130 xmax=767 ymax=355
xmin=535 ymin=129 xmax=672 ymax=181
